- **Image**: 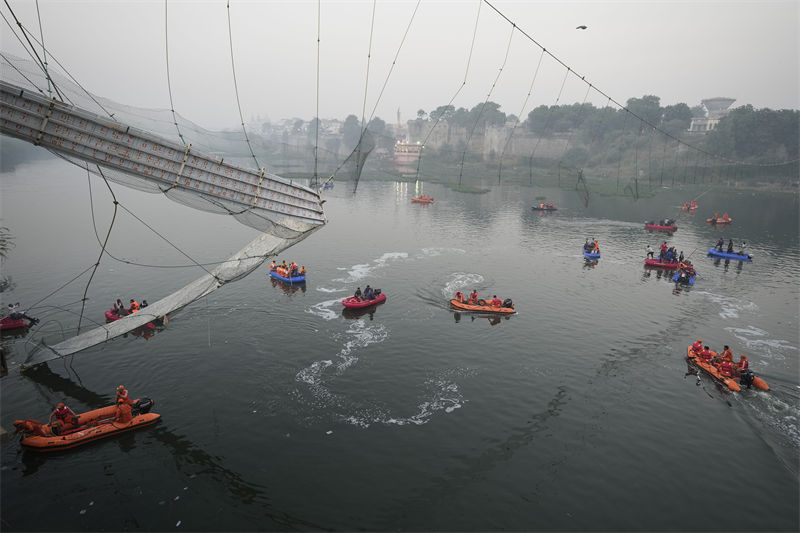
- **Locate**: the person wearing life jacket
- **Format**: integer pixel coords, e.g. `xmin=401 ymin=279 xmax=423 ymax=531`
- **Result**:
xmin=353 ymin=287 xmax=362 ymax=301
xmin=719 ymin=358 xmax=734 ymax=377
xmin=116 ymin=385 xmax=132 ymax=405
xmin=491 ymin=295 xmax=502 ymax=308
xmin=469 ymin=290 xmax=478 ymax=304
xmin=699 ymin=346 xmax=713 ymax=363
xmin=593 ymin=240 xmax=599 ymax=253
xmin=270 ymin=261 xmax=276 ymax=271
xmin=736 ymin=354 xmax=749 ymax=371
xmin=714 ymin=212 xmax=719 ymax=220
xmin=455 ymin=291 xmax=464 ymax=303
xmin=129 ymin=299 xmax=139 ymax=314
xmin=49 ymin=402 xmax=77 ymax=426
xmin=299 ymin=266 xmax=306 ymax=276
xmin=115 ymin=399 xmax=133 ymax=424
xmin=720 ymin=346 xmax=733 ymax=362
xmin=691 ymin=339 xmax=703 ymax=353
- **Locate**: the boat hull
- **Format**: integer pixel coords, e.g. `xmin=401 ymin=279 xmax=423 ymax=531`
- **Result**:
xmin=531 ymin=206 xmax=557 ymax=211
xmin=0 ymin=316 xmax=30 ymax=331
xmin=644 ymin=259 xmax=679 ymax=269
xmin=686 ymin=346 xmax=769 ymax=391
xmin=707 ymin=248 xmax=752 ymax=261
xmin=583 ymin=249 xmax=600 ymax=259
xmin=16 ymin=402 xmax=160 ymax=452
xmin=645 ymin=224 xmax=677 ymax=232
xmin=411 ymin=197 xmax=434 ymax=204
xmin=449 ymin=299 xmax=515 ymax=315
xmin=672 ymin=272 xmax=696 ymax=285
xmin=707 ymin=218 xmax=732 ymax=224
xmin=105 ymin=309 xmax=156 ymax=329
xmin=342 ymin=293 xmax=387 ymax=309
xmin=268 ymin=271 xmax=306 ymax=283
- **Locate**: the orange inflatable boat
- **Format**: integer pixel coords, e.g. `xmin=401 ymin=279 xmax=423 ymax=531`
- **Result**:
xmin=13 ymin=398 xmax=160 ymax=452
xmin=686 ymin=347 xmax=769 ymax=392
xmin=449 ymin=298 xmax=516 ymax=315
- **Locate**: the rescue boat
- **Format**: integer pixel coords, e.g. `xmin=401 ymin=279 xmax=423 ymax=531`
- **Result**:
xmin=342 ymin=291 xmax=387 ymax=309
xmin=672 ymin=271 xmax=696 ymax=285
xmin=707 ymin=248 xmax=752 ymax=261
xmin=644 ymin=258 xmax=679 ymax=269
xmin=1 ymin=316 xmax=35 ymax=331
xmin=411 ymin=196 xmax=434 ymax=204
xmin=644 ymin=222 xmax=678 ymax=232
xmin=268 ymin=270 xmax=306 ymax=283
xmin=531 ymin=205 xmax=557 ymax=211
xmin=449 ymin=298 xmax=516 ymax=315
xmin=13 ymin=398 xmax=160 ymax=452
xmin=583 ymin=248 xmax=600 ymax=259
xmin=105 ymin=309 xmax=156 ymax=329
xmin=706 ymin=217 xmax=732 ymax=224
xmin=686 ymin=347 xmax=769 ymax=392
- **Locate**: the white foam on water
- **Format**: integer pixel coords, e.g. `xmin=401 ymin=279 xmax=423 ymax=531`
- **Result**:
xmin=442 ymin=272 xmax=485 ymax=299
xmin=723 ymin=326 xmax=797 ymax=364
xmin=316 ymin=287 xmax=346 ymax=293
xmin=332 ymin=263 xmax=373 ymax=283
xmin=417 ymin=247 xmax=466 ymax=259
xmin=305 ymin=299 xmax=342 ymax=321
xmin=699 ymin=291 xmax=759 ymax=319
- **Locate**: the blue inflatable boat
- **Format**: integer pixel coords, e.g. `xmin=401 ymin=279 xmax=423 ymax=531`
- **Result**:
xmin=707 ymin=248 xmax=752 ymax=261
xmin=583 ymin=248 xmax=601 ymax=259
xmin=673 ymin=271 xmax=696 ymax=285
xmin=269 ymin=270 xmax=306 ymax=283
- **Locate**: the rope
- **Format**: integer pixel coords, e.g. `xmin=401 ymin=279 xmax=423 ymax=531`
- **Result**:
xmin=457 ymin=21 xmax=515 ymax=186
xmin=164 ymin=0 xmax=187 ymax=146
xmin=75 ymin=165 xmax=119 ymax=335
xmin=498 ymin=47 xmax=545 ymax=183
xmin=33 ymin=0 xmax=51 ymax=98
xmin=226 ymin=0 xmax=260 ymax=170
xmin=528 ymin=67 xmax=569 ymax=185
xmin=313 ymin=0 xmax=321 ymax=189
xmin=414 ymin=0 xmax=482 ymax=181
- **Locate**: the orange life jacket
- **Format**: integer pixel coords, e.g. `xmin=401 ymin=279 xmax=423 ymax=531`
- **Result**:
xmin=736 ymin=357 xmax=749 ymax=370
xmin=719 ymin=360 xmax=733 ymax=377
xmin=115 ymin=402 xmax=133 ymax=423
xmin=130 ymin=301 xmax=139 ymax=313
xmin=700 ymin=349 xmax=713 ymax=362
xmin=691 ymin=342 xmax=702 ymax=353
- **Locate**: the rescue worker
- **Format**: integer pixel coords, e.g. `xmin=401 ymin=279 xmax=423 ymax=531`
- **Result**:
xmin=270 ymin=261 xmax=276 ymax=271
xmin=455 ymin=291 xmax=464 ymax=303
xmin=116 ymin=385 xmax=132 ymax=405
xmin=49 ymin=402 xmax=77 ymax=426
xmin=691 ymin=339 xmax=703 ymax=353
xmin=699 ymin=346 xmax=713 ymax=363
xmin=727 ymin=239 xmax=734 ymax=253
xmin=646 ymin=245 xmax=654 ymax=259
xmin=720 ymin=345 xmax=733 ymax=361
xmin=129 ymin=299 xmax=139 ymax=314
xmin=491 ymin=295 xmax=502 ymax=308
xmin=736 ymin=354 xmax=749 ymax=371
xmin=719 ymin=358 xmax=734 ymax=377
xmin=354 ymin=287 xmax=362 ymax=300
xmin=115 ymin=399 xmax=133 ymax=424
xmin=299 ymin=266 xmax=306 ymax=275
xmin=469 ymin=290 xmax=478 ymax=304
xmin=716 ymin=238 xmax=724 ymax=251
xmin=363 ymin=285 xmax=374 ymax=300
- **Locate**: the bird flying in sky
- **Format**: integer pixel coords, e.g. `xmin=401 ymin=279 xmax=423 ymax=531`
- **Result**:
xmin=576 ymin=25 xmax=588 ymax=30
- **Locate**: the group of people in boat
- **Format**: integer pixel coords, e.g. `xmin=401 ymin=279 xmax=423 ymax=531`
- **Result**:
xmin=415 ymin=195 xmax=433 ymax=202
xmin=353 ymin=285 xmax=380 ymax=301
xmin=453 ymin=290 xmax=514 ymax=309
xmin=5 ymin=302 xmax=38 ymax=324
xmin=269 ymin=260 xmax=306 ymax=278
xmin=583 ymin=238 xmax=600 ymax=253
xmin=682 ymin=200 xmax=697 ymax=211
xmin=690 ymin=339 xmax=750 ymax=378
xmin=47 ymin=385 xmax=134 ymax=435
xmin=111 ymin=298 xmax=148 ymax=317
xmin=537 ymin=202 xmax=555 ymax=209
xmin=646 ymin=241 xmax=684 ymax=264
xmin=714 ymin=238 xmax=747 ymax=255
xmin=676 ymin=259 xmax=697 ymax=279
xmin=711 ymin=212 xmax=731 ymax=223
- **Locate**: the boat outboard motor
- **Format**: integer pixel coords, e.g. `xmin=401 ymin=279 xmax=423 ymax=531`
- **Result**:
xmin=503 ymin=298 xmax=513 ymax=308
xmin=739 ymin=369 xmax=755 ymax=389
xmin=374 ymin=289 xmax=382 ymax=296
xmin=133 ymin=397 xmax=154 ymax=415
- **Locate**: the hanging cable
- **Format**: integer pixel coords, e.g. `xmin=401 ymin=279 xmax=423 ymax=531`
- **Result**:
xmin=33 ymin=0 xmax=51 ymax=98
xmin=226 ymin=0 xmax=260 ymax=170
xmin=414 ymin=0 xmax=482 ymax=181
xmin=165 ymin=0 xmax=187 ymax=146
xmin=498 ymin=47 xmax=545 ymax=183
xmin=457 ymin=22 xmax=515 ymax=185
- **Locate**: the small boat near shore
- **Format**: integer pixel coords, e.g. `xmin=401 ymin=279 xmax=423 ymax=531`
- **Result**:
xmin=411 ymin=196 xmax=434 ymax=204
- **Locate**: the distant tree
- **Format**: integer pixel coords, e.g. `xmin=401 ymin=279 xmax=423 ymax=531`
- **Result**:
xmin=417 ymin=109 xmax=427 ymax=120
xmin=691 ymin=105 xmax=706 ymax=117
xmin=292 ymin=119 xmax=304 ymax=134
xmin=342 ymin=114 xmax=361 ymax=150
xmin=626 ymin=95 xmax=662 ymax=128
xmin=367 ymin=117 xmax=386 ymax=135
xmin=429 ymin=105 xmax=455 ymax=123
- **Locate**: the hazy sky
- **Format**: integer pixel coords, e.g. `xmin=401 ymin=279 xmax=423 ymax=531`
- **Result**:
xmin=2 ymin=0 xmax=798 ymax=130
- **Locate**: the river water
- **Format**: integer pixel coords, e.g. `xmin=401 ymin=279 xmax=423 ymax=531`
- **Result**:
xmin=1 ymin=159 xmax=798 ymax=531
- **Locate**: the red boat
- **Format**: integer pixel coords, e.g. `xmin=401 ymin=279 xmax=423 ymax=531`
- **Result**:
xmin=411 ymin=196 xmax=434 ymax=204
xmin=644 ymin=258 xmax=679 ymax=269
xmin=105 ymin=309 xmax=156 ymax=329
xmin=1 ymin=316 xmax=33 ymax=331
xmin=644 ymin=223 xmax=677 ymax=232
xmin=342 ymin=292 xmax=387 ymax=309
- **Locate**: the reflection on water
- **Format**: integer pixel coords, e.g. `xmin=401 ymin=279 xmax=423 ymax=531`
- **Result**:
xmin=1 ymin=164 xmax=798 ymax=531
